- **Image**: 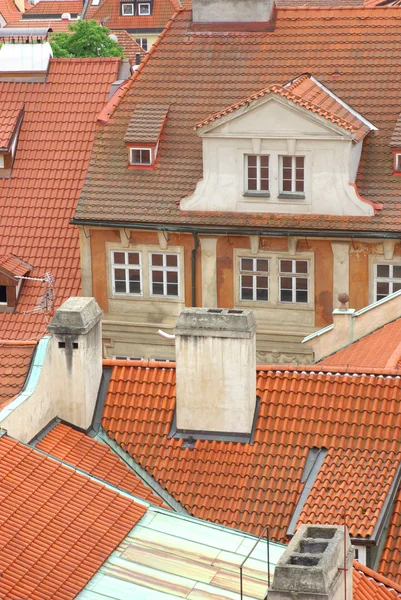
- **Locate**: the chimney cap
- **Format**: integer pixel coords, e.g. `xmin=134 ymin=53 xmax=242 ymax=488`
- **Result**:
xmin=174 ymin=307 xmax=256 ymax=339
xmin=47 ymin=297 xmax=102 ymax=335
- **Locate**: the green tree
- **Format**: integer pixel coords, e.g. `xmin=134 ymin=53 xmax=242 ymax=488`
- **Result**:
xmin=50 ymin=20 xmax=124 ymax=58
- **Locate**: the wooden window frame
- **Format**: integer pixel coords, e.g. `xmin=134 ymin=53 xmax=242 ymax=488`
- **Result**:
xmin=149 ymin=252 xmax=180 ymax=298
xmin=279 ymin=155 xmax=305 ymax=197
xmin=244 ymin=154 xmax=270 ymax=195
xmin=111 ymin=250 xmax=142 ymax=296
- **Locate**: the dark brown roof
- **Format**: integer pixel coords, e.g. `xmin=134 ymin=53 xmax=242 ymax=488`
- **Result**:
xmin=124 ymin=103 xmax=169 ymax=144
xmin=75 ymin=8 xmax=401 ymax=233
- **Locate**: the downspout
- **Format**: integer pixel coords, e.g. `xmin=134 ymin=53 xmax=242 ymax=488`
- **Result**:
xmin=192 ymin=232 xmax=199 ymax=307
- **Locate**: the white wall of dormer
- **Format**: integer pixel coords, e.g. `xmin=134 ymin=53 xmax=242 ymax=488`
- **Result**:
xmin=181 ymin=95 xmax=374 ymax=217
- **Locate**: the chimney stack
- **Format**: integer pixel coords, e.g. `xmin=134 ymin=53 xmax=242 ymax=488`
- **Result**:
xmin=268 ymin=525 xmax=353 ymax=600
xmin=192 ymin=0 xmax=275 ymax=28
xmin=174 ymin=308 xmax=257 ymax=435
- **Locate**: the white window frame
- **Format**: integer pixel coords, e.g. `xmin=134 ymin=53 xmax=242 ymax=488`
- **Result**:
xmin=395 ymin=154 xmax=401 ymax=172
xmin=135 ymin=37 xmax=148 ymax=51
xmin=373 ymin=262 xmax=401 ymax=301
xmin=111 ymin=250 xmax=142 ymax=296
xmin=279 ymin=258 xmax=309 ymax=304
xmin=121 ymin=3 xmax=134 ymax=15
xmin=130 ymin=147 xmax=152 ymax=166
xmin=149 ymin=252 xmax=180 ymax=298
xmin=279 ymin=155 xmax=305 ymax=196
xmin=354 ymin=546 xmax=367 ymax=565
xmin=239 ymin=257 xmax=269 ymax=302
xmin=138 ymin=2 xmax=150 ymax=14
xmin=244 ymin=154 xmax=270 ymax=194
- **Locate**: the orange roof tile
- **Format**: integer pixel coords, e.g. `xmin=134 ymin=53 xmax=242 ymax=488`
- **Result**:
xmin=37 ymin=422 xmax=164 ymax=505
xmin=379 ymin=481 xmax=401 ymax=585
xmin=0 ymin=104 xmax=23 ymax=149
xmin=354 ymin=562 xmax=401 ymax=599
xmin=85 ymin=0 xmax=178 ymax=31
xmin=109 ymin=29 xmax=146 ymax=62
xmin=317 ymin=317 xmax=401 ymax=370
xmin=0 ymin=253 xmax=32 ymax=278
xmin=196 ymin=75 xmax=372 ymax=142
xmin=101 ymin=361 xmax=401 ymax=547
xmin=0 ymin=434 xmax=146 ymax=599
xmin=23 ymin=0 xmax=82 ymax=15
xmin=75 ymin=8 xmax=401 ymax=231
xmin=0 ymin=0 xmax=22 ymax=23
xmin=0 ymin=57 xmax=120 ymax=341
xmin=5 ymin=17 xmax=72 ymax=29
xmin=0 ymin=342 xmax=36 ymax=407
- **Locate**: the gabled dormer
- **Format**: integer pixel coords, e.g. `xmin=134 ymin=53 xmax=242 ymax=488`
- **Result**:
xmin=124 ymin=104 xmax=169 ymax=169
xmin=0 ymin=254 xmax=33 ymax=312
xmin=0 ymin=103 xmax=24 ymax=178
xmin=120 ymin=0 xmax=153 ymax=16
xmin=391 ymin=113 xmax=401 ymax=175
xmin=181 ymin=74 xmax=380 ymax=217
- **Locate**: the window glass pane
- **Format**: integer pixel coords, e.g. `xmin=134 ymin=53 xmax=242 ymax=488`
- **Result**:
xmin=141 ymin=149 xmax=151 ymax=164
xmin=296 ymin=278 xmax=308 ymax=290
xmin=256 ymin=259 xmax=269 ymax=272
xmin=129 ymin=281 xmax=141 ymax=294
xmin=167 ymin=283 xmax=178 ymax=296
xmin=295 ymin=179 xmax=304 ymax=193
xmin=377 ymin=264 xmax=390 ymax=278
xmin=241 ymin=258 xmax=254 ymax=271
xmin=260 ymin=176 xmax=269 ymax=191
xmin=296 ymin=290 xmax=308 ymax=303
xmin=166 ymin=254 xmax=178 ymax=267
xmin=241 ymin=287 xmax=253 ymax=300
xmin=280 ymin=260 xmax=293 ymax=273
xmin=256 ymin=288 xmax=268 ymax=301
xmin=241 ymin=275 xmax=253 ymax=287
xmin=282 ymin=179 xmax=292 ymax=192
xmin=247 ymin=178 xmax=257 ymax=191
xmin=377 ymin=282 xmax=389 ymax=298
xmin=152 ymin=283 xmax=164 ymax=295
xmin=152 ymin=270 xmax=163 ymax=282
xmin=394 ymin=282 xmax=401 ymax=292
xmin=0 ymin=286 xmax=6 ymax=303
xmin=115 ymin=281 xmax=126 ymax=293
xmin=296 ymin=156 xmax=304 ymax=169
xmin=128 ymin=252 xmax=140 ymax=265
xmin=280 ymin=277 xmax=292 ymax=290
xmin=296 ymin=260 xmax=308 ymax=274
xmin=256 ymin=276 xmax=268 ymax=288
xmin=280 ymin=289 xmax=292 ymax=302
xmin=151 ymin=254 xmax=163 ymax=266
xmin=167 ymin=271 xmax=178 ymax=283
xmin=393 ymin=265 xmax=401 ymax=279
xmin=260 ymin=156 xmax=269 ymax=168
xmin=282 ymin=156 xmax=292 ymax=168
xmin=113 ymin=252 xmax=125 ymax=264
xmin=114 ymin=268 xmax=126 ymax=280
xmin=131 ymin=149 xmax=141 ymax=164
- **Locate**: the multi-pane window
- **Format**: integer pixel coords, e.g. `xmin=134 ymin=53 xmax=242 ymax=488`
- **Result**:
xmin=374 ymin=264 xmax=401 ymax=300
xmin=130 ymin=148 xmax=151 ymax=165
xmin=150 ymin=253 xmax=179 ymax=297
xmin=135 ymin=37 xmax=148 ymax=51
xmin=281 ymin=156 xmax=305 ymax=194
xmin=112 ymin=251 xmax=141 ymax=295
xmin=240 ymin=258 xmax=269 ymax=301
xmin=246 ymin=155 xmax=269 ymax=193
xmin=121 ymin=2 xmax=134 ymax=14
xmin=138 ymin=2 xmax=151 ymax=14
xmin=279 ymin=259 xmax=308 ymax=303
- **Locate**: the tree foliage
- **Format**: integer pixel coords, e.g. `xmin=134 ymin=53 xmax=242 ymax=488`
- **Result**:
xmin=50 ymin=20 xmax=124 ymax=58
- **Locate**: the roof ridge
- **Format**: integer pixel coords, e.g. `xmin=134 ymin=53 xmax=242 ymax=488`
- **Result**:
xmin=97 ymin=10 xmax=183 ymax=124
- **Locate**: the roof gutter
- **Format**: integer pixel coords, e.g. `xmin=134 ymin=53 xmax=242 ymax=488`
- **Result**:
xmin=70 ymin=219 xmax=401 ymax=240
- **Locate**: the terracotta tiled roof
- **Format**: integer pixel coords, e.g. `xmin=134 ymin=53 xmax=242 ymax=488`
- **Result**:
xmin=0 ymin=0 xmax=22 ymax=23
xmin=379 ymin=482 xmax=401 ymax=585
xmin=109 ymin=29 xmax=146 ymax=62
xmin=76 ymin=8 xmax=401 ymax=231
xmin=0 ymin=253 xmax=32 ymax=279
xmin=5 ymin=18 xmax=72 ymax=29
xmin=37 ymin=422 xmax=164 ymax=505
xmin=101 ymin=361 xmax=401 ymax=547
xmin=0 ymin=342 xmax=36 ymax=407
xmin=354 ymin=562 xmax=401 ymax=599
xmin=0 ymin=434 xmax=146 ymax=599
xmin=23 ymin=0 xmax=82 ymax=15
xmin=85 ymin=0 xmax=178 ymax=30
xmin=0 ymin=57 xmax=120 ymax=341
xmin=125 ymin=103 xmax=169 ymax=143
xmin=196 ymin=75 xmax=372 ymax=143
xmin=317 ymin=318 xmax=401 ymax=370
xmin=0 ymin=104 xmax=23 ymax=149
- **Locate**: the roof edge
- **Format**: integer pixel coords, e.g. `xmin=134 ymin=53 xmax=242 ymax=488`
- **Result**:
xmin=354 ymin=561 xmax=401 ymax=595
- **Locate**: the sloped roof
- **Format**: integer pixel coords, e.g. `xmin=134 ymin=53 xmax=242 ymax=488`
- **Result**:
xmin=0 ymin=434 xmax=146 ymax=599
xmin=0 ymin=253 xmax=32 ymax=279
xmin=317 ymin=317 xmax=401 ymax=370
xmin=76 ymin=8 xmax=401 ymax=231
xmin=0 ymin=104 xmax=23 ymax=149
xmin=196 ymin=74 xmax=372 ymax=142
xmin=109 ymin=28 xmax=146 ymax=63
xmin=125 ymin=103 xmax=169 ymax=143
xmin=85 ymin=0 xmax=181 ymax=30
xmin=37 ymin=422 xmax=164 ymax=506
xmin=354 ymin=562 xmax=401 ymax=599
xmin=391 ymin=113 xmax=401 ymax=147
xmin=0 ymin=342 xmax=36 ymax=407
xmin=380 ymin=481 xmax=401 ymax=586
xmin=0 ymin=57 xmax=120 ymax=341
xmin=22 ymin=0 xmax=82 ymax=15
xmin=101 ymin=360 xmax=401 ymax=579
xmin=5 ymin=18 xmax=72 ymax=29
xmin=0 ymin=0 xmax=22 ymax=23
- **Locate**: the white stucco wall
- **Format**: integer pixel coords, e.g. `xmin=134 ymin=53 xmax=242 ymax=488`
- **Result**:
xmin=181 ymin=96 xmax=374 ymax=217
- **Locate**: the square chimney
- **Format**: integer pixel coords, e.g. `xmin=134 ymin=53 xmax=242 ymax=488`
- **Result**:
xmin=174 ymin=308 xmax=256 ymax=435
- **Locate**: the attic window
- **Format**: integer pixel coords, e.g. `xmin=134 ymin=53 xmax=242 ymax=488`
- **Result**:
xmin=395 ymin=154 xmax=401 ymax=172
xmin=121 ymin=3 xmax=134 ymax=14
xmin=0 ymin=286 xmax=6 ymax=304
xmin=130 ymin=147 xmax=152 ymax=165
xmin=138 ymin=2 xmax=151 ymax=14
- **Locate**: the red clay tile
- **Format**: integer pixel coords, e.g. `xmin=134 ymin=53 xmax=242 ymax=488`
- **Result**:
xmin=0 ymin=342 xmax=36 ymax=407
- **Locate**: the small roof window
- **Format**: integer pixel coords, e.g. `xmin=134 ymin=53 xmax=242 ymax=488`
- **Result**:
xmin=125 ymin=103 xmax=169 ymax=168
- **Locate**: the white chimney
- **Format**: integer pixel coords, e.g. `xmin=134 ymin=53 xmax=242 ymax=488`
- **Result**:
xmin=174 ymin=308 xmax=257 ymax=435
xmin=268 ymin=525 xmax=353 ymax=600
xmin=192 ymin=0 xmax=275 ymax=27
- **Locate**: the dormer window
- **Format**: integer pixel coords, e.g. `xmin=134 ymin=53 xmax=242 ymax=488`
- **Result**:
xmin=138 ymin=2 xmax=151 ymax=14
xmin=130 ymin=147 xmax=152 ymax=165
xmin=0 ymin=253 xmax=33 ymax=313
xmin=395 ymin=153 xmax=401 ymax=172
xmin=0 ymin=286 xmax=6 ymax=304
xmin=0 ymin=103 xmax=24 ymax=178
xmin=280 ymin=156 xmax=305 ymax=196
xmin=121 ymin=3 xmax=134 ymax=15
xmin=125 ymin=104 xmax=169 ymax=169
